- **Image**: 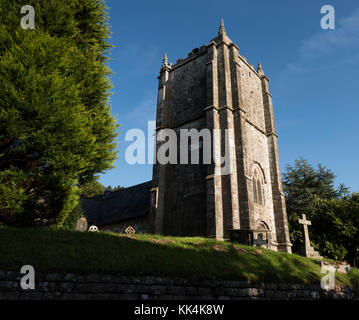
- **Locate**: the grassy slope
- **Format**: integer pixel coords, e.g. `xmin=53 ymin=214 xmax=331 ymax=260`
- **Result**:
xmin=0 ymin=227 xmax=358 ymax=289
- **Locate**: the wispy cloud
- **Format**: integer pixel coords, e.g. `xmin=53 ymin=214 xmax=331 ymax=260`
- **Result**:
xmin=299 ymin=9 xmax=359 ymax=58
xmin=341 ymin=53 xmax=359 ymax=65
xmin=119 ymin=44 xmax=159 ymax=75
xmin=122 ymin=94 xmax=157 ymax=125
xmin=277 ymin=8 xmax=359 ymax=85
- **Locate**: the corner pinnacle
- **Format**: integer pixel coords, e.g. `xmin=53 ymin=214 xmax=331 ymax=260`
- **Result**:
xmin=257 ymin=61 xmax=264 ymax=75
xmin=162 ymin=52 xmax=168 ymax=68
xmin=219 ymin=19 xmax=226 ymax=35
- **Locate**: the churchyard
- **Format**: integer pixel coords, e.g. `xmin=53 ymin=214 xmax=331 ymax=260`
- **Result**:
xmin=0 ymin=227 xmax=358 ymax=291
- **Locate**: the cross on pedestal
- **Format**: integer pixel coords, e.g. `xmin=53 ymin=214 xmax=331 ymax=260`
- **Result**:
xmin=298 ymin=214 xmax=322 ymax=259
xmin=298 ymin=214 xmax=311 ymax=247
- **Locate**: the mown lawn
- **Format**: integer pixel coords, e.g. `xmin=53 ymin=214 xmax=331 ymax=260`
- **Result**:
xmin=0 ymin=227 xmax=358 ymax=289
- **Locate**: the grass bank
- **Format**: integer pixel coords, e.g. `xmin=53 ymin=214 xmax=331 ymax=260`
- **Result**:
xmin=0 ymin=227 xmax=358 ymax=288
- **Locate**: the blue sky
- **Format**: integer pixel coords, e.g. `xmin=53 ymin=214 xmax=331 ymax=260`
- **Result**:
xmin=99 ymin=0 xmax=359 ymax=192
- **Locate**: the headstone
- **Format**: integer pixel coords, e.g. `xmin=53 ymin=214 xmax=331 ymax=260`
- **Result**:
xmin=76 ymin=217 xmax=88 ymax=232
xmin=298 ymin=214 xmax=323 ymax=259
xmin=88 ymin=225 xmax=99 ymax=232
xmin=125 ymin=226 xmax=136 ymax=235
xmin=321 ymin=261 xmax=350 ymax=274
xmin=253 ymin=233 xmax=267 ymax=248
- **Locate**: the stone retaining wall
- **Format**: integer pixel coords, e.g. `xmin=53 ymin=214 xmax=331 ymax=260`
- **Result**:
xmin=0 ymin=269 xmax=357 ymax=300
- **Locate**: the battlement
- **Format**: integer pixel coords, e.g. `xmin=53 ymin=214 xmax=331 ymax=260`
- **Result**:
xmin=161 ymin=28 xmax=259 ymax=79
xmin=166 ymin=45 xmax=208 ymax=70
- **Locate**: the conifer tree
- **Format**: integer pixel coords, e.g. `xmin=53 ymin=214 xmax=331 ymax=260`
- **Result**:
xmin=283 ymin=158 xmax=349 ymax=254
xmin=0 ymin=0 xmax=117 ymax=227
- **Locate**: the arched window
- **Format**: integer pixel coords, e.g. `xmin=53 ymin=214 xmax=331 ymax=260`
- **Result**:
xmin=253 ymin=179 xmax=258 ymax=203
xmin=257 ymin=180 xmax=263 ymax=204
xmin=253 ymin=167 xmax=264 ymax=205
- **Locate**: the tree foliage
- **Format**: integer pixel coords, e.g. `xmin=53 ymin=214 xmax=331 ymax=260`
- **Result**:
xmin=311 ymin=194 xmax=359 ymax=263
xmin=80 ymin=179 xmax=105 ymax=198
xmin=62 ymin=178 xmax=105 ymax=230
xmin=62 ymin=202 xmax=83 ymax=230
xmin=282 ymin=158 xmax=356 ymax=262
xmin=0 ymin=0 xmax=117 ymax=227
xmin=106 ymin=185 xmax=124 ymax=192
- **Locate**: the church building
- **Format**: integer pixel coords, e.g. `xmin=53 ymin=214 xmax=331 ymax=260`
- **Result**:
xmin=82 ymin=21 xmax=292 ymax=253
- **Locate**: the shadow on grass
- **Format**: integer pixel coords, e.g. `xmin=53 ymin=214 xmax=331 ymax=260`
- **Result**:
xmin=0 ymin=227 xmax=357 ymax=287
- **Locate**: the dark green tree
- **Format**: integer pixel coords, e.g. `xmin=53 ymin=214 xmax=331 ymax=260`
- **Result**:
xmin=106 ymin=185 xmax=124 ymax=192
xmin=283 ymin=158 xmax=349 ymax=254
xmin=0 ymin=0 xmax=117 ymax=227
xmin=311 ymin=194 xmax=359 ymax=263
xmin=62 ymin=178 xmax=105 ymax=230
xmin=80 ymin=178 xmax=105 ymax=198
xmin=62 ymin=202 xmax=83 ymax=230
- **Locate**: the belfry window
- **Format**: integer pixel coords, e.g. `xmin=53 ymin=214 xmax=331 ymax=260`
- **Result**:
xmin=257 ymin=180 xmax=263 ymax=204
xmin=253 ymin=168 xmax=264 ymax=205
xmin=253 ymin=180 xmax=258 ymax=203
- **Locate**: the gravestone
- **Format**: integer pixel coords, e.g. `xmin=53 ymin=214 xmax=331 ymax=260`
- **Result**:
xmin=298 ymin=214 xmax=323 ymax=259
xmin=125 ymin=226 xmax=136 ymax=235
xmin=76 ymin=217 xmax=88 ymax=232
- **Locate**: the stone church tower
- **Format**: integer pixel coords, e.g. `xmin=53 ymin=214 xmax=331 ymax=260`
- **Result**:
xmin=150 ymin=20 xmax=292 ymax=252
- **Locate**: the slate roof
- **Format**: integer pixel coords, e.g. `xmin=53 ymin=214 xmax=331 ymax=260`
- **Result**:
xmin=81 ymin=181 xmax=152 ymax=226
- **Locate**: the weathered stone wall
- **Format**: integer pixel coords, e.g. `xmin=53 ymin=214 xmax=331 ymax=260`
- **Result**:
xmin=245 ymin=122 xmax=276 ymax=234
xmin=154 ymin=47 xmax=210 ymax=237
xmin=162 ymin=119 xmax=209 ymax=237
xmin=166 ymin=52 xmax=208 ymax=129
xmin=232 ymin=53 xmax=281 ymax=248
xmin=238 ymin=58 xmax=266 ymax=131
xmin=0 ymin=269 xmax=357 ymax=300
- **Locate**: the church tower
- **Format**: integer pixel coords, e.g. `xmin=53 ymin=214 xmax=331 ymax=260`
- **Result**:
xmin=150 ymin=21 xmax=292 ymax=252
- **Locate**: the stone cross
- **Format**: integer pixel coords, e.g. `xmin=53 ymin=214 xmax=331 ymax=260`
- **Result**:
xmin=253 ymin=233 xmax=267 ymax=247
xmin=298 ymin=214 xmax=311 ymax=247
xmin=298 ymin=214 xmax=322 ymax=259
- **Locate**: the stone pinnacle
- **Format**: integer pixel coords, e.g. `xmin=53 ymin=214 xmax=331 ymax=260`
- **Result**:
xmin=162 ymin=52 xmax=168 ymax=68
xmin=257 ymin=61 xmax=264 ymax=75
xmin=219 ymin=19 xmax=226 ymax=35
